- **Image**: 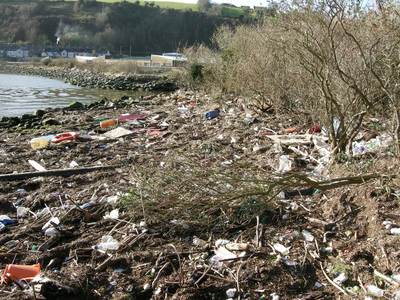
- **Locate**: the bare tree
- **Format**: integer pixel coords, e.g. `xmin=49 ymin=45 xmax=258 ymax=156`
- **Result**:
xmin=188 ymin=0 xmax=400 ymax=157
xmin=197 ymin=0 xmax=211 ymax=12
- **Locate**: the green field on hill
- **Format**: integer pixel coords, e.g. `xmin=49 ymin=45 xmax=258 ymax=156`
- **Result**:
xmin=95 ymin=0 xmax=246 ymax=17
xmin=0 ymin=0 xmax=246 ymax=17
xmin=97 ymin=0 xmax=199 ymax=11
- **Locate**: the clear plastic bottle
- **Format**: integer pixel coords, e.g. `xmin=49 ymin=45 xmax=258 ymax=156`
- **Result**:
xmin=30 ymin=136 xmax=52 ymax=150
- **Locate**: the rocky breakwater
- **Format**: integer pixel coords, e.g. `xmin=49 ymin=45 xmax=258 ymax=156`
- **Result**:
xmin=0 ymin=63 xmax=178 ymax=92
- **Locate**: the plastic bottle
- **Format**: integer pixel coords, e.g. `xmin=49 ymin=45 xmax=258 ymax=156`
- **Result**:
xmin=30 ymin=136 xmax=53 ymax=150
xmin=100 ymin=119 xmax=118 ymax=128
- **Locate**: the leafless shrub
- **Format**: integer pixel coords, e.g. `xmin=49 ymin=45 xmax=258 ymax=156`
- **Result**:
xmin=122 ymin=157 xmax=281 ymax=226
xmin=43 ymin=58 xmax=170 ymax=75
xmin=185 ymin=1 xmax=400 ymax=156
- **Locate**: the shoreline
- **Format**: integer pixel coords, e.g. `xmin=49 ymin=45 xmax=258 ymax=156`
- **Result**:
xmin=0 ymin=77 xmax=399 ymax=299
xmin=0 ymin=62 xmax=178 ymax=92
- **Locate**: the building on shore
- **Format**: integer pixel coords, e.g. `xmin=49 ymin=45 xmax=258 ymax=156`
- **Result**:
xmin=150 ymin=53 xmax=187 ymax=67
xmin=0 ymin=44 xmax=31 ymax=59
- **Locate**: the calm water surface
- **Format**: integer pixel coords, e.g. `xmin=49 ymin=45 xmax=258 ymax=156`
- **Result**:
xmin=0 ymin=74 xmax=134 ymax=117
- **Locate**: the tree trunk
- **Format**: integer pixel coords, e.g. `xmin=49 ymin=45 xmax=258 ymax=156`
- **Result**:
xmin=394 ymin=107 xmax=400 ymax=156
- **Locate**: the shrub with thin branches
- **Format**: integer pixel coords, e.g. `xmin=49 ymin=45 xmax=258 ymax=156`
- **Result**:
xmin=186 ymin=1 xmax=400 ymax=156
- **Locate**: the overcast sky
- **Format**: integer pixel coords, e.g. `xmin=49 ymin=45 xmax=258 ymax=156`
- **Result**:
xmin=154 ymin=0 xmax=268 ymax=7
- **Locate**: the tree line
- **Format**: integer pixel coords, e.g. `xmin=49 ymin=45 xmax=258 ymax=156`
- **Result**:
xmin=0 ymin=0 xmax=240 ymax=55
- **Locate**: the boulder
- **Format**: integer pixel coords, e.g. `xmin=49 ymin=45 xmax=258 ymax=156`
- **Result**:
xmin=35 ymin=109 xmax=46 ymax=118
xmin=67 ymin=101 xmax=85 ymax=110
xmin=42 ymin=118 xmax=61 ymax=126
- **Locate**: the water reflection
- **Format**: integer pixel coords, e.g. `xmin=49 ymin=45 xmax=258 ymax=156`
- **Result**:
xmin=0 ymin=73 xmax=137 ymax=117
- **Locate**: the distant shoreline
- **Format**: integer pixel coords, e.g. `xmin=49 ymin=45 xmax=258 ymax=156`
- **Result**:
xmin=0 ymin=61 xmax=178 ymax=92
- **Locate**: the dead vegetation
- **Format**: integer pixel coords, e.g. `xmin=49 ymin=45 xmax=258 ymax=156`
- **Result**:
xmin=39 ymin=58 xmax=172 ymax=76
xmin=2 ymin=1 xmax=400 ymax=299
xmin=185 ymin=0 xmax=400 ymax=157
xmin=2 ymin=88 xmax=400 ymax=299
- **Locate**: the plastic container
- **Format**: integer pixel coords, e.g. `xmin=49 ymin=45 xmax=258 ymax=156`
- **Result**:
xmin=1 ymin=263 xmax=41 ymax=285
xmin=390 ymin=227 xmax=400 ymax=235
xmin=366 ymin=285 xmax=384 ymax=297
xmin=51 ymin=132 xmax=79 ymax=144
xmin=30 ymin=135 xmax=54 ymax=150
xmin=0 ymin=215 xmax=16 ymax=226
xmin=44 ymin=227 xmax=59 ymax=237
xmin=95 ymin=117 xmax=109 ymax=123
xmin=95 ymin=235 xmax=119 ymax=251
xmin=16 ymin=207 xmax=29 ymax=218
xmin=278 ymin=155 xmax=292 ymax=173
xmin=333 ymin=273 xmax=348 ymax=284
xmin=42 ymin=217 xmax=60 ymax=231
xmin=302 ymin=230 xmax=315 ymax=242
xmin=100 ymin=119 xmax=118 ymax=128
xmin=205 ymin=109 xmax=220 ymax=120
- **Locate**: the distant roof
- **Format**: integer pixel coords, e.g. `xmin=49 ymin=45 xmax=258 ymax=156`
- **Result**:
xmin=162 ymin=52 xmax=184 ymax=57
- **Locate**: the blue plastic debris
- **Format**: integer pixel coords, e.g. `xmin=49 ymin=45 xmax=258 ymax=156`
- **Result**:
xmin=205 ymin=109 xmax=220 ymax=120
xmin=0 ymin=215 xmax=16 ymax=226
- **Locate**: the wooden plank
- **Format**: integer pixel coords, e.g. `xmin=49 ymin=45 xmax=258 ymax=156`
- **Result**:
xmin=0 ymin=165 xmax=119 ymax=182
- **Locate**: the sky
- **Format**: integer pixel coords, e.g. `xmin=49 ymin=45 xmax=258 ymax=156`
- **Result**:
xmin=156 ymin=0 xmax=268 ymax=7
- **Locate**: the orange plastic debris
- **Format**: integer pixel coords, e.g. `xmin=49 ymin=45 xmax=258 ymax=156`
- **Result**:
xmin=100 ymin=119 xmax=118 ymax=129
xmin=51 ymin=132 xmax=79 ymax=144
xmin=1 ymin=263 xmax=41 ymax=285
xmin=147 ymin=129 xmax=162 ymax=137
xmin=283 ymin=127 xmax=300 ymax=134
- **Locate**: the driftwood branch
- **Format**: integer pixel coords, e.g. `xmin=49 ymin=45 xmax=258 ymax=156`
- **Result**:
xmin=0 ymin=165 xmax=119 ymax=182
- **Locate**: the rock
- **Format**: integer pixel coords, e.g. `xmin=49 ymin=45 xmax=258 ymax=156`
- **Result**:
xmin=35 ymin=109 xmax=46 ymax=118
xmin=7 ymin=117 xmax=20 ymax=126
xmin=21 ymin=114 xmax=35 ymax=121
xmin=40 ymin=57 xmax=51 ymax=64
xmin=42 ymin=118 xmax=61 ymax=126
xmin=67 ymin=101 xmax=85 ymax=110
xmin=40 ymin=280 xmax=80 ymax=299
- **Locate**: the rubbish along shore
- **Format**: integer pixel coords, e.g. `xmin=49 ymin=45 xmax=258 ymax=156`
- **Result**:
xmin=1 ymin=89 xmax=400 ymax=299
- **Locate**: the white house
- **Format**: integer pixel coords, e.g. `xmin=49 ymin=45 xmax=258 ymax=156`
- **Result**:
xmin=59 ymin=49 xmax=79 ymax=58
xmin=151 ymin=53 xmax=187 ymax=67
xmin=6 ymin=48 xmax=29 ymax=58
xmin=41 ymin=50 xmax=61 ymax=58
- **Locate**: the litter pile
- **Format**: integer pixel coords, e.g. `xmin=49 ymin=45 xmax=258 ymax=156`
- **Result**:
xmin=1 ymin=90 xmax=400 ymax=299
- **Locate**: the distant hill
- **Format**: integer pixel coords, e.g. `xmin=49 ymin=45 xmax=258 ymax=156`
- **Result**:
xmin=103 ymin=0 xmax=199 ymax=11
xmin=0 ymin=0 xmax=244 ymax=54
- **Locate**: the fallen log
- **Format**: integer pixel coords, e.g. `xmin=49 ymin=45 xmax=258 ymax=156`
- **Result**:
xmin=0 ymin=165 xmax=119 ymax=182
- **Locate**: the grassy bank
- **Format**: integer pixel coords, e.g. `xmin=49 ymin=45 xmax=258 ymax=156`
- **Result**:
xmin=100 ymin=0 xmax=198 ymax=11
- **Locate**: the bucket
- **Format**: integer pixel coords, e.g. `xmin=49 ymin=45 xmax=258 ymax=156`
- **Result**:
xmin=1 ymin=263 xmax=41 ymax=285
